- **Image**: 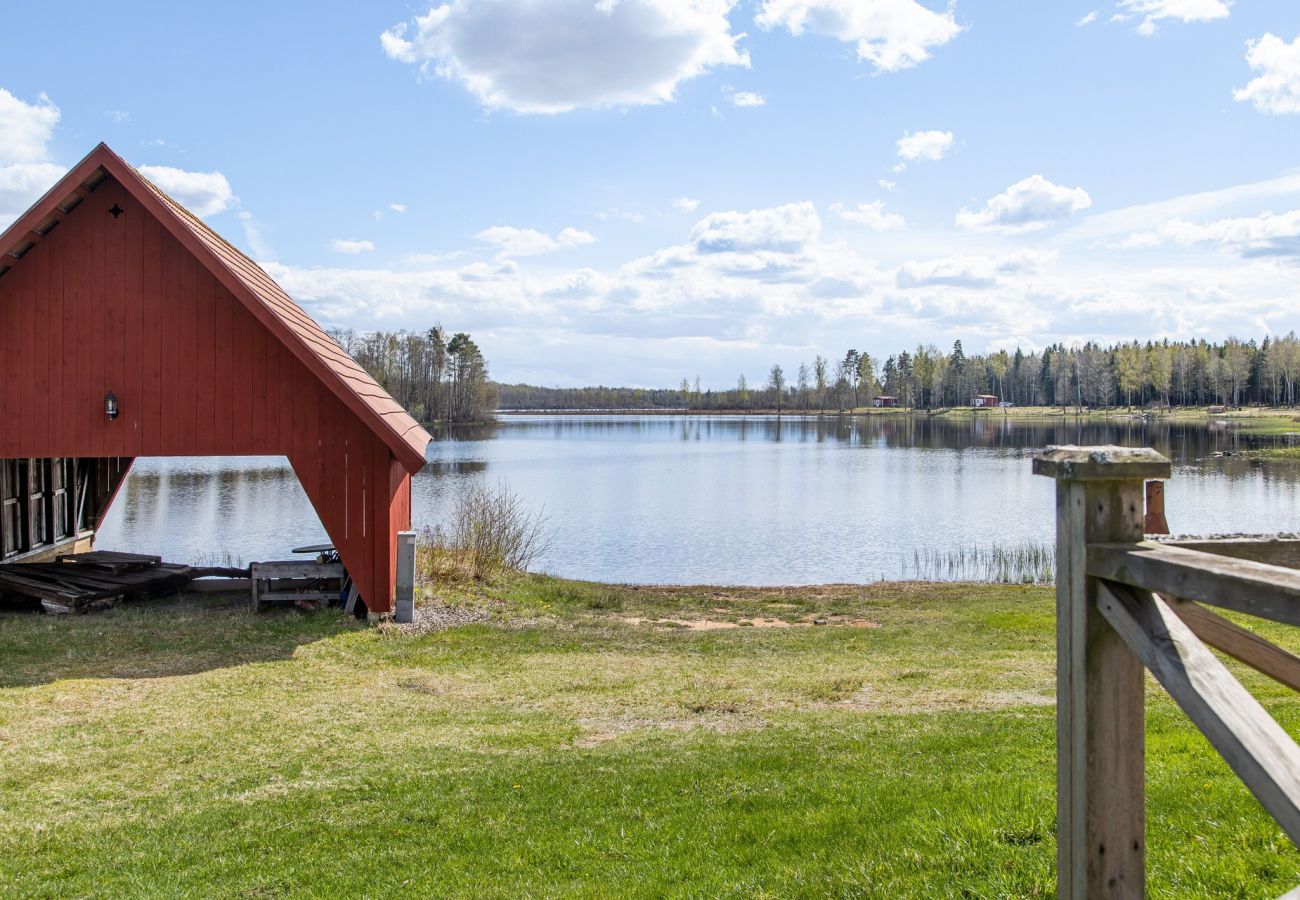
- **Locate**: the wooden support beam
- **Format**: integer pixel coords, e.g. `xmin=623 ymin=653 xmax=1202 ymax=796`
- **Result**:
xmin=1089 ymin=541 xmax=1300 ymax=627
xmin=1164 ymin=596 xmax=1300 ymax=693
xmin=1144 ymin=480 xmax=1169 ymax=535
xmin=1155 ymin=534 xmax=1300 ymax=571
xmin=1035 ymin=445 xmax=1166 ymax=899
xmin=1095 ymin=581 xmax=1300 ymax=846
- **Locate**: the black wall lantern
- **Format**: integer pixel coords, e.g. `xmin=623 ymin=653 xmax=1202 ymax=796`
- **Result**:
xmin=105 ymin=391 xmax=119 ymax=421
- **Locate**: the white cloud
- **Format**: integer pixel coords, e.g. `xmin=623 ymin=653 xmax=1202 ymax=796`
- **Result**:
xmin=330 ymin=238 xmax=376 ymax=254
xmin=476 ymin=224 xmax=597 ymax=257
xmin=137 ymin=165 xmax=237 ymax=217
xmin=1115 ymin=0 xmax=1230 ymax=36
xmin=1077 ymin=11 xmax=1098 ymax=26
xmin=0 ymin=89 xmax=60 ymax=164
xmin=956 ymin=175 xmax=1092 ymax=233
xmin=730 ymin=90 xmax=765 ymax=107
xmin=755 ymin=0 xmax=962 ymax=72
xmin=877 ymin=179 xmax=897 ymax=191
xmin=476 ymin=227 xmax=556 ymax=256
xmin=104 ymin=109 xmax=130 ymax=124
xmin=558 ymin=226 xmax=598 ymax=246
xmin=381 ymin=0 xmax=749 ymax=114
xmin=831 ymin=200 xmax=905 ymax=231
xmin=672 ymin=197 xmax=701 ymax=213
xmin=257 ymin=187 xmax=1297 ymax=386
xmin=896 ymin=129 xmax=953 ymax=162
xmin=0 ymin=162 xmax=66 ymax=228
xmin=689 ymin=201 xmax=820 ymax=253
xmin=390 ymin=202 xmax=408 ymax=213
xmin=1121 ymin=209 xmax=1300 ymax=257
xmin=895 ymin=251 xmax=1057 ymax=289
xmin=0 ymin=89 xmax=66 ymax=227
xmin=1061 ymin=171 xmax=1300 ymax=244
xmin=1234 ymin=33 xmax=1300 ymax=115
xmin=238 ymin=211 xmax=275 ymax=260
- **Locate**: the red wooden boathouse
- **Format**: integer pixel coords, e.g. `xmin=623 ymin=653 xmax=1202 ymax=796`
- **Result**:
xmin=0 ymin=143 xmax=432 ymax=615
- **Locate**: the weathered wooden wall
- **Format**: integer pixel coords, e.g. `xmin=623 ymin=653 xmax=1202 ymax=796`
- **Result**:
xmin=0 ymin=176 xmax=409 ymax=612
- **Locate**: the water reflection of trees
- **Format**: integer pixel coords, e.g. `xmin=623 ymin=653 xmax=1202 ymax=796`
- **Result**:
xmin=492 ymin=413 xmax=1300 ymax=482
xmin=421 ymin=460 xmax=489 ymax=476
xmin=431 ymin=421 xmax=500 ymax=442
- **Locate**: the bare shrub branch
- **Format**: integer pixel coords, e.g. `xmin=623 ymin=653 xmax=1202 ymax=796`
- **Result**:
xmin=417 ymin=480 xmax=550 ymax=583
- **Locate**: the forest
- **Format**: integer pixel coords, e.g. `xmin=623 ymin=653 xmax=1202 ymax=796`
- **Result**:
xmin=328 ymin=327 xmax=497 ymax=424
xmin=497 ymin=334 xmax=1300 ymax=412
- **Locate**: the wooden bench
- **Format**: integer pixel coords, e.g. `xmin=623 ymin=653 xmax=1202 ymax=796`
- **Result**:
xmin=250 ymin=561 xmax=344 ymax=611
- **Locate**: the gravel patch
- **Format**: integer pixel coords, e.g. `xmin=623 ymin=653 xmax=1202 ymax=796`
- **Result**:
xmin=385 ymin=601 xmax=493 ymax=635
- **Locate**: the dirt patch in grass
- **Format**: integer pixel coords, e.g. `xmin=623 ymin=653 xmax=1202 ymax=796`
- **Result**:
xmin=620 ymin=615 xmax=880 ymax=630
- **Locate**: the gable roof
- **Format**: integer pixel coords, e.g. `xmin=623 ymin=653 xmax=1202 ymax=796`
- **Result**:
xmin=0 ymin=143 xmax=431 ymax=473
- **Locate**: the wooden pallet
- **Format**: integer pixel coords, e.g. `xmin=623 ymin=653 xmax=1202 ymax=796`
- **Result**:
xmin=53 ymin=550 xmax=163 ymax=574
xmin=0 ymin=554 xmax=192 ymax=611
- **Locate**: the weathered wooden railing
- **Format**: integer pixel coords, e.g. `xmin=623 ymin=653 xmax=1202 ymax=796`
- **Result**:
xmin=1035 ymin=445 xmax=1300 ymax=899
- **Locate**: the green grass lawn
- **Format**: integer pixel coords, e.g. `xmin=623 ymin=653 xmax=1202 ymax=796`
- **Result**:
xmin=2 ymin=578 xmax=1297 ymax=897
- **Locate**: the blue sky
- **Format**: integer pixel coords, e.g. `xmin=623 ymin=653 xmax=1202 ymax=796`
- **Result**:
xmin=3 ymin=0 xmax=1300 ymax=386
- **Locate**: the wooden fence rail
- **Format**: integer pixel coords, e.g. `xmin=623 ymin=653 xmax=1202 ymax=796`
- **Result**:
xmin=1034 ymin=445 xmax=1300 ymax=899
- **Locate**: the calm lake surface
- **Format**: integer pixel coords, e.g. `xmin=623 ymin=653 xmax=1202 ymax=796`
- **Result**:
xmin=97 ymin=414 xmax=1300 ymax=584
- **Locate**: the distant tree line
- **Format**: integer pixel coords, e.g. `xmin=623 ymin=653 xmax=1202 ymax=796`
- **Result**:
xmin=329 ymin=327 xmax=497 ymax=424
xmin=497 ymin=334 xmax=1300 ymax=412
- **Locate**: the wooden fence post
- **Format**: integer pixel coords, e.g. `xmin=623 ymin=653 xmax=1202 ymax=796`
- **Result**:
xmin=1034 ymin=446 xmax=1172 ymax=899
xmin=395 ymin=530 xmax=416 ymax=624
xmin=1144 ymin=480 xmax=1169 ymax=535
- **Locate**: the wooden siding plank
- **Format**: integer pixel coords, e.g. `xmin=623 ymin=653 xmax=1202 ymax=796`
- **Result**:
xmin=199 ymin=260 xmax=219 ymax=451
xmin=372 ymin=440 xmax=394 ymax=613
xmin=90 ymin=186 xmax=106 ymax=458
xmin=177 ymin=252 xmax=197 ymax=454
xmin=142 ymin=211 xmax=164 ymax=456
xmin=345 ymin=413 xmax=367 ymax=561
xmin=218 ymin=267 xmax=238 ymax=454
xmin=157 ymin=224 xmax=177 ymax=455
xmin=232 ymin=305 xmax=254 ymax=452
xmin=29 ymin=241 xmax=49 ymax=453
xmin=122 ymin=184 xmax=143 ymax=446
xmin=18 ymin=235 xmax=33 ymax=453
xmin=61 ymin=204 xmax=81 ymax=456
xmin=45 ymin=239 xmax=63 ymax=453
xmin=104 ymin=180 xmax=126 ymax=457
xmin=0 ymin=245 xmax=13 ymax=454
xmin=250 ymin=319 xmax=269 ymax=452
xmin=264 ymin=324 xmax=282 ymax=454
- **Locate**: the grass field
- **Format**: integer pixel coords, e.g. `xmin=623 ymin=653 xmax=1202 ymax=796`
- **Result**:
xmin=2 ymin=578 xmax=1298 ymax=897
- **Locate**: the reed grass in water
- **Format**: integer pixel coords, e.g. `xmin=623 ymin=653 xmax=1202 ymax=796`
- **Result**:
xmin=903 ymin=542 xmax=1054 ymax=584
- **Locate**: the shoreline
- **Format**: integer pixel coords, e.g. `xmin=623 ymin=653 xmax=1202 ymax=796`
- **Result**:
xmin=492 ymin=405 xmax=1299 ymax=422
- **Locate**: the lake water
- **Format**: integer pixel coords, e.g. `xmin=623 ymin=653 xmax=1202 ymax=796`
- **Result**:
xmin=96 ymin=414 xmax=1300 ymax=585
